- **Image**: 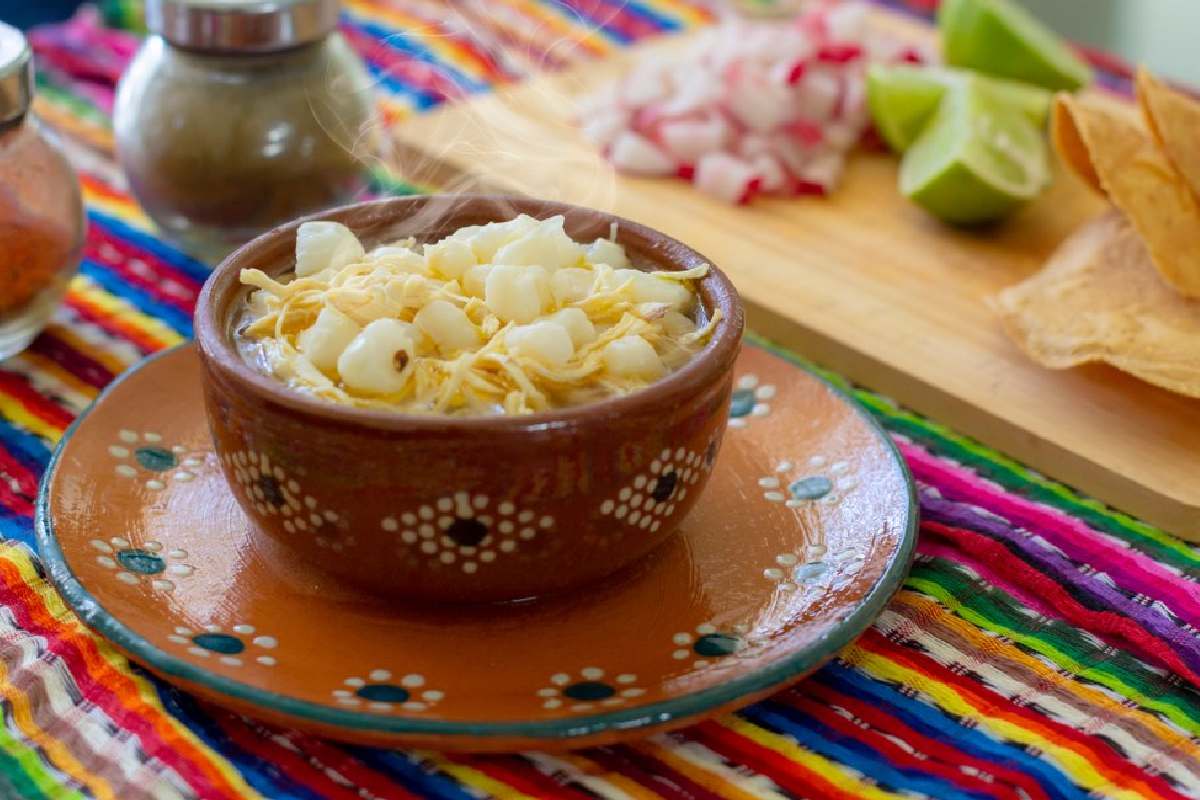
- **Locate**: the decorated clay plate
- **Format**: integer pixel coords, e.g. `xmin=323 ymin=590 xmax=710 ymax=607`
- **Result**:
xmin=37 ymin=337 xmax=916 ymax=752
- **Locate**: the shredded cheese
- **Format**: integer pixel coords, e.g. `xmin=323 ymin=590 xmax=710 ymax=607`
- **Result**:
xmin=236 ymin=215 xmax=718 ymax=415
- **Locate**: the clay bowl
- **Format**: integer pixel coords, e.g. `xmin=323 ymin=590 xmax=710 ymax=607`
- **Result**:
xmin=193 ymin=195 xmax=744 ymax=603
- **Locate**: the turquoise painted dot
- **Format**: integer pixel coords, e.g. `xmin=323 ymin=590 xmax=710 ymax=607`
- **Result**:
xmin=563 ymin=681 xmax=614 ymax=701
xmin=115 ymin=548 xmax=165 ymax=575
xmin=191 ymin=633 xmax=244 ymax=654
xmin=356 ymin=684 xmax=409 ymax=703
xmin=135 ymin=447 xmax=177 ymax=472
xmin=729 ymin=389 xmax=756 ymax=418
xmin=788 ymin=476 xmax=832 ymax=500
xmin=693 ymin=633 xmax=741 ymax=657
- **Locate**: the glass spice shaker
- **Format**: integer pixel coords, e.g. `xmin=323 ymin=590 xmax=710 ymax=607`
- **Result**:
xmin=0 ymin=22 xmax=86 ymax=360
xmin=113 ymin=0 xmax=376 ymax=263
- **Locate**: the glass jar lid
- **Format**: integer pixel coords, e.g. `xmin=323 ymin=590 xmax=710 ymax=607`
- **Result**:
xmin=0 ymin=22 xmax=33 ymax=125
xmin=145 ymin=0 xmax=341 ymax=53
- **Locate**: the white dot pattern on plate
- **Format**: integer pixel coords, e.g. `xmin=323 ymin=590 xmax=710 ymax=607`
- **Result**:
xmin=167 ymin=624 xmax=278 ymax=668
xmin=88 ymin=537 xmax=194 ymax=592
xmin=109 ymin=431 xmax=202 ymax=486
xmin=331 ymin=671 xmax=444 ymax=713
xmin=727 ymin=374 xmax=776 ymax=429
xmin=536 ymin=668 xmax=648 ymax=713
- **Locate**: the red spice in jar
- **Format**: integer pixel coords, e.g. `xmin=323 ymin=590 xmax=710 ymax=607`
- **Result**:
xmin=0 ymin=21 xmax=86 ymax=356
xmin=0 ymin=184 xmax=74 ymax=316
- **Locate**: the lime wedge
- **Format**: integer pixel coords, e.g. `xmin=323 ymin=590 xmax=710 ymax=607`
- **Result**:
xmin=868 ymin=65 xmax=950 ymax=153
xmin=868 ymin=65 xmax=1052 ymax=152
xmin=976 ymin=74 xmax=1054 ymax=126
xmin=900 ymin=82 xmax=1049 ymax=225
xmin=939 ymin=0 xmax=1092 ymax=91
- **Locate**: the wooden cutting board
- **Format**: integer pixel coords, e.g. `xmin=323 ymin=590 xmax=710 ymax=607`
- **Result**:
xmin=392 ymin=11 xmax=1200 ymax=540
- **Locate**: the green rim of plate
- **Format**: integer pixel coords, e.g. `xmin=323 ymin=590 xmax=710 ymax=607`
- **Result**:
xmin=36 ymin=336 xmax=919 ymax=744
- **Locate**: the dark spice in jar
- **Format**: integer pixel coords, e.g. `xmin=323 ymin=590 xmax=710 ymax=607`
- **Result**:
xmin=113 ymin=0 xmax=375 ymax=260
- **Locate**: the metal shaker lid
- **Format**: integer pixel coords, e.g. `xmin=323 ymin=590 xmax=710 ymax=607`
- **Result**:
xmin=0 ymin=22 xmax=33 ymax=125
xmin=145 ymin=0 xmax=341 ymax=53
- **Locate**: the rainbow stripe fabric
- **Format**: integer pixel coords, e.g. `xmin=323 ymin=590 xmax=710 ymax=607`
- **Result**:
xmin=4 ymin=1 xmax=1198 ymax=797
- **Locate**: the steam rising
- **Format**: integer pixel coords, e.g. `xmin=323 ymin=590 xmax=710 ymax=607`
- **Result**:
xmin=302 ymin=0 xmax=687 ymax=232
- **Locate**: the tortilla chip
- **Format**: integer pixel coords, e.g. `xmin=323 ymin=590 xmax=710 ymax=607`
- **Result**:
xmin=995 ymin=211 xmax=1200 ymax=398
xmin=1052 ymin=94 xmax=1200 ymax=298
xmin=1137 ymin=67 xmax=1200 ymax=202
xmin=1051 ymin=95 xmax=1102 ymax=193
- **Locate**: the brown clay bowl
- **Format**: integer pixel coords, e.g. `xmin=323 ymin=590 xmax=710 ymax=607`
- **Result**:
xmin=193 ymin=195 xmax=744 ymax=603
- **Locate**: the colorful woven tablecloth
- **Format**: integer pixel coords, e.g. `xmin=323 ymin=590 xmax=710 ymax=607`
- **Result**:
xmin=2 ymin=1 xmax=1195 ymax=798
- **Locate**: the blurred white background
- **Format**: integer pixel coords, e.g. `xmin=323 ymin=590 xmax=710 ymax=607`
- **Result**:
xmin=2 ymin=1 xmax=1197 ymax=83
xmin=1019 ymin=0 xmax=1199 ymax=83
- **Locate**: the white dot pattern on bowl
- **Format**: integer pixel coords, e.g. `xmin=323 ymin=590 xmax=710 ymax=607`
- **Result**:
xmin=383 ymin=492 xmax=554 ymax=575
xmin=598 ymin=445 xmax=712 ymax=531
xmin=223 ymin=450 xmax=354 ymax=552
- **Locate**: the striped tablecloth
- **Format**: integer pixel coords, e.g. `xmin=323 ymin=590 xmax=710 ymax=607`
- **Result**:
xmin=4 ymin=1 xmax=1196 ymax=798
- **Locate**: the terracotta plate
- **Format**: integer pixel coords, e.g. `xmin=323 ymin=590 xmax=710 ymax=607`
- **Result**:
xmin=37 ymin=340 xmax=916 ymax=752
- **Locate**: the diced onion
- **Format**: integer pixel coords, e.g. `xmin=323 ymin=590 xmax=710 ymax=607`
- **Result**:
xmin=577 ymin=0 xmax=906 ymax=204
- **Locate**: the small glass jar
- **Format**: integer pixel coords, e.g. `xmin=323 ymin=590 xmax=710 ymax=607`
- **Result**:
xmin=113 ymin=0 xmax=376 ymax=262
xmin=0 ymin=22 xmax=86 ymax=360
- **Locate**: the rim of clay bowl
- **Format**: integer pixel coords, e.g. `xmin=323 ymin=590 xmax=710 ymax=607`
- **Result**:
xmin=194 ymin=195 xmax=745 ymax=430
xmin=37 ymin=339 xmax=919 ymax=745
